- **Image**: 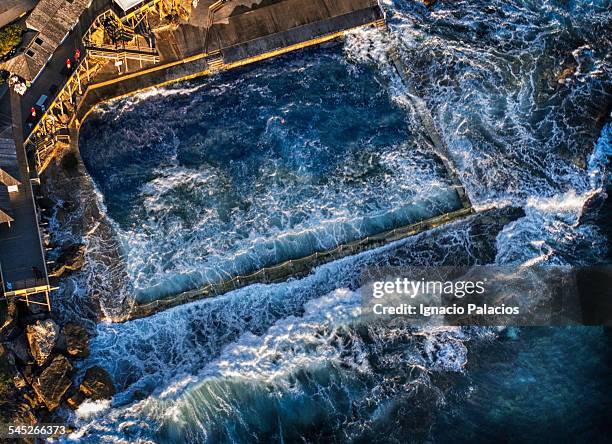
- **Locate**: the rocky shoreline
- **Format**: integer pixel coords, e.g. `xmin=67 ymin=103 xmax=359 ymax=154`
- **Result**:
xmin=0 ymin=302 xmax=115 ymax=438
xmin=0 ymin=148 xmax=122 ymax=440
xmin=41 ymin=147 xmax=136 ymax=322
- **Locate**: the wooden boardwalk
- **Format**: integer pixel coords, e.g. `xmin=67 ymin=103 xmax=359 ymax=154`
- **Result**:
xmin=0 ymin=91 xmax=51 ymax=310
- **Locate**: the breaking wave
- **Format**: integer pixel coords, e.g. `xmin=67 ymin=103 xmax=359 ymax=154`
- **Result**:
xmin=61 ymin=0 xmax=612 ymax=442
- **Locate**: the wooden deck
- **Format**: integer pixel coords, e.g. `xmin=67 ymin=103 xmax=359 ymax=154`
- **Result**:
xmin=0 ymin=91 xmax=51 ymax=309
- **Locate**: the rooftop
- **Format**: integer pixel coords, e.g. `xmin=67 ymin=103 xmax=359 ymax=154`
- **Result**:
xmin=0 ymin=0 xmax=37 ymax=28
xmin=2 ymin=0 xmax=90 ymax=82
xmin=113 ymin=0 xmax=147 ymax=11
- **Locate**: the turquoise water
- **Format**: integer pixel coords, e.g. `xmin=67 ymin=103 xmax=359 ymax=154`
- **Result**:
xmin=65 ymin=0 xmax=612 ymax=442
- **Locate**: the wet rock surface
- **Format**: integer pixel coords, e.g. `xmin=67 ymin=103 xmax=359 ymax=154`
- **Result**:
xmin=577 ymin=189 xmax=607 ymax=226
xmin=42 ymin=150 xmax=127 ymax=321
xmin=8 ymin=333 xmax=31 ymax=365
xmin=31 ymin=355 xmax=73 ymax=411
xmin=0 ymin=300 xmax=19 ymax=341
xmin=0 ymin=343 xmax=18 ymax=381
xmin=79 ymin=366 xmax=116 ymax=401
xmin=49 ymin=243 xmax=86 ymax=278
xmin=57 ymin=322 xmax=90 ymax=358
xmin=25 ymin=319 xmax=59 ymax=367
xmin=2 ymin=296 xmax=93 ymax=423
xmin=0 ymin=345 xmax=38 ymax=425
xmin=66 ymin=390 xmax=87 ymax=410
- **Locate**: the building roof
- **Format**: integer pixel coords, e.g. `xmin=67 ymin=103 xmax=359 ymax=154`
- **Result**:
xmin=1 ymin=32 xmax=41 ymax=81
xmin=2 ymin=0 xmax=90 ymax=81
xmin=0 ymin=138 xmax=20 ymax=183
xmin=113 ymin=0 xmax=147 ymax=11
xmin=0 ymin=0 xmax=37 ymax=28
xmin=0 ymin=138 xmax=18 ymax=225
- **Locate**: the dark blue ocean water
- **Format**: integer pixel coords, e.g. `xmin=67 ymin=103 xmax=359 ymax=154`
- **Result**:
xmin=66 ymin=0 xmax=612 ymax=442
xmin=433 ymin=327 xmax=612 ymax=443
xmin=80 ymin=48 xmax=461 ymax=303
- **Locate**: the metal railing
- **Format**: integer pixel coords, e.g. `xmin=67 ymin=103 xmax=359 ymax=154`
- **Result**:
xmin=3 ymin=277 xmax=49 ymax=293
xmin=84 ymin=42 xmax=157 ymax=55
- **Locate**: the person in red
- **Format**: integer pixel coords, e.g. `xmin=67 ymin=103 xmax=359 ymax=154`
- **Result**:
xmin=66 ymin=58 xmax=72 ymax=70
xmin=75 ymin=48 xmax=81 ymax=61
xmin=31 ymin=107 xmax=36 ymax=118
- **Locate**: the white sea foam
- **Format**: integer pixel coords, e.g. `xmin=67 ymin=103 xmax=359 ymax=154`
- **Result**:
xmin=63 ymin=0 xmax=612 ymax=440
xmin=67 ymin=266 xmax=474 ymax=442
xmin=81 ymin=49 xmax=463 ymax=303
xmin=76 ymin=400 xmax=112 ymax=419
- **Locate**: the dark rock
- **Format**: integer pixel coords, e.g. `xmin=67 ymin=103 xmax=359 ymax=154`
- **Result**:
xmin=25 ymin=319 xmax=59 ymax=366
xmin=19 ymin=312 xmax=50 ymax=325
xmin=27 ymin=300 xmax=51 ymax=316
xmin=0 ymin=343 xmax=17 ymax=374
xmin=61 ymin=151 xmax=79 ymax=173
xmin=22 ymin=388 xmax=43 ymax=410
xmin=57 ymin=322 xmax=89 ymax=358
xmin=17 ymin=401 xmax=38 ymax=424
xmin=31 ymin=355 xmax=73 ymax=411
xmin=66 ymin=391 xmax=86 ymax=410
xmin=21 ymin=364 xmax=34 ymax=385
xmin=0 ymin=345 xmax=23 ymax=423
xmin=577 ymin=189 xmax=607 ymax=226
xmin=61 ymin=200 xmax=78 ymax=212
xmin=556 ymin=62 xmax=578 ymax=84
xmin=36 ymin=197 xmax=56 ymax=211
xmin=0 ymin=300 xmax=19 ymax=340
xmin=8 ymin=333 xmax=31 ymax=364
xmin=49 ymin=243 xmax=85 ymax=278
xmin=79 ymin=366 xmax=115 ymax=401
xmin=0 ymin=345 xmax=40 ymax=421
xmin=12 ymin=370 xmax=28 ymax=391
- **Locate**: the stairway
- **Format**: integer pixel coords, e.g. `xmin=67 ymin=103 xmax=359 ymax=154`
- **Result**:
xmin=204 ymin=0 xmax=228 ymax=53
xmin=208 ymin=57 xmax=224 ymax=70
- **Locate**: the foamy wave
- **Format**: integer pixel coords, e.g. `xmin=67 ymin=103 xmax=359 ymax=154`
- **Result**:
xmin=495 ymin=117 xmax=611 ymax=265
xmin=69 ymin=275 xmax=479 ymax=442
xmin=76 ymin=399 xmax=112 ymax=418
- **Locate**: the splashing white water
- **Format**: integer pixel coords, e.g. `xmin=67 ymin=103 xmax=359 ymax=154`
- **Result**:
xmin=60 ymin=0 xmax=612 ymax=441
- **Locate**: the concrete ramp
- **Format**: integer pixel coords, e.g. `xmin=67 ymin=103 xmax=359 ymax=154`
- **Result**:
xmin=213 ymin=0 xmax=384 ymax=63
